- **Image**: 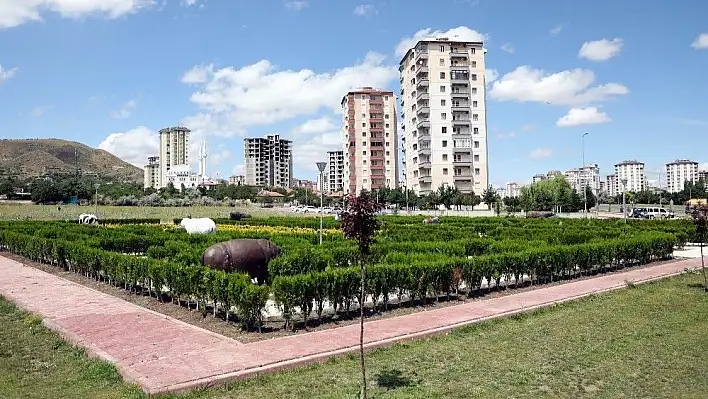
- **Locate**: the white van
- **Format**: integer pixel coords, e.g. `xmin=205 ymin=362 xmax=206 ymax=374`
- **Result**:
xmin=644 ymin=207 xmax=675 ymax=219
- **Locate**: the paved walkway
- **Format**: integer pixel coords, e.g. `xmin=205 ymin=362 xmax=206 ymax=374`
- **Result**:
xmin=0 ymin=255 xmax=704 ymax=395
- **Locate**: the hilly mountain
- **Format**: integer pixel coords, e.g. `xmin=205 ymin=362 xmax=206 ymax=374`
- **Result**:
xmin=0 ymin=138 xmax=143 ymax=182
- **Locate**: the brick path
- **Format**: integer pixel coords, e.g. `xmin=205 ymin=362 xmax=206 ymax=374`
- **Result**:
xmin=0 ymin=254 xmax=703 ymax=395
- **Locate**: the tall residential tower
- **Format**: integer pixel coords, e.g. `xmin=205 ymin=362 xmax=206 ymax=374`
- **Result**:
xmin=341 ymin=87 xmax=398 ymax=195
xmin=158 ymin=126 xmax=190 ymax=188
xmin=244 ymin=134 xmax=293 ymax=188
xmin=399 ymin=37 xmax=489 ymax=195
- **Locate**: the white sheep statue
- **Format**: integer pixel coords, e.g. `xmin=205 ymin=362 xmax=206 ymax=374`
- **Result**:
xmin=78 ymin=213 xmax=99 ymax=225
xmin=178 ymin=217 xmax=217 ymax=235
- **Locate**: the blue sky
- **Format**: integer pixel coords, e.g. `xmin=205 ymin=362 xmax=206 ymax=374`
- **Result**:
xmin=0 ymin=0 xmax=707 ymax=188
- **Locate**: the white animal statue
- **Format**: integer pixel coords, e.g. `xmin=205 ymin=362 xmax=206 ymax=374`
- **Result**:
xmin=179 ymin=217 xmax=217 ymax=235
xmin=78 ymin=213 xmax=99 ymax=225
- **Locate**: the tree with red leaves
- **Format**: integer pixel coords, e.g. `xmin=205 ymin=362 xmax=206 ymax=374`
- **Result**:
xmin=689 ymin=204 xmax=708 ymax=292
xmin=339 ymin=194 xmax=382 ymax=399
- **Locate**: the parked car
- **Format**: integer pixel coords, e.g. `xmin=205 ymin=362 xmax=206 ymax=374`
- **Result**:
xmin=643 ymin=207 xmax=675 ymax=219
xmin=629 ymin=207 xmax=648 ymax=218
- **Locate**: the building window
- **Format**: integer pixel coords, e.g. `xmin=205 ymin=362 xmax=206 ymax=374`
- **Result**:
xmin=473 ymin=127 xmax=479 ymax=134
xmin=471 ymin=61 xmax=477 ymax=68
xmin=472 ymin=87 xmax=477 ymax=94
xmin=441 ymin=112 xmax=447 ymax=120
xmin=362 ymin=132 xmax=367 ymax=137
xmin=474 ymin=154 xmax=479 ymax=162
xmin=440 ymin=85 xmax=446 ymax=92
xmin=362 ymin=123 xmax=366 ymax=127
xmin=440 ymin=72 xmax=446 ymax=79
xmin=473 ymin=100 xmax=478 ymax=108
xmin=443 ymin=154 xmax=448 ymax=161
xmin=443 ymin=168 xmax=448 ymax=175
xmin=441 ymin=99 xmax=446 ymax=106
xmin=385 ymin=114 xmax=389 ymax=119
xmin=471 ymin=74 xmax=477 ymax=81
xmin=442 ymin=127 xmax=447 ymax=133
xmin=442 ymin=140 xmax=448 ymax=147
xmin=471 ymin=48 xmax=476 ymax=54
xmin=473 ymin=114 xmax=479 ymax=121
xmin=385 ymin=123 xmax=389 ymax=128
xmin=474 ymin=141 xmax=479 ymax=148
xmin=475 ymin=168 xmax=480 ymax=175
xmin=384 ymin=96 xmax=388 ymax=100
xmin=439 ymin=58 xmax=445 ymax=66
xmin=440 ymin=45 xmax=445 ymax=52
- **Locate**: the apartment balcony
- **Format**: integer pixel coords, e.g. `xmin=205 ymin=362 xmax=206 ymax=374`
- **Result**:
xmin=453 ymin=159 xmax=473 ymax=166
xmin=419 ymin=175 xmax=432 ymax=184
xmin=450 ymin=48 xmax=468 ymax=57
xmin=416 ymin=91 xmax=429 ymax=102
xmin=450 ymin=61 xmax=470 ymax=67
xmin=415 ymin=49 xmax=429 ymax=60
xmin=416 ymin=106 xmax=430 ymax=116
xmin=452 ymin=119 xmax=470 ymax=127
xmin=416 ymin=78 xmax=429 ymax=89
xmin=450 ymin=75 xmax=469 ymax=84
xmin=418 ymin=147 xmax=431 ymax=156
xmin=454 ymin=174 xmax=473 ymax=181
xmin=416 ymin=119 xmax=430 ymax=129
xmin=453 ymin=147 xmax=471 ymax=154
xmin=417 ymin=128 xmax=430 ymax=138
xmin=416 ymin=66 xmax=429 ymax=75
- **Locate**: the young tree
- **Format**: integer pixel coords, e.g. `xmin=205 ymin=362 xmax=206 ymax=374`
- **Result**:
xmin=482 ymin=185 xmax=498 ymax=210
xmin=339 ymin=195 xmax=382 ymax=399
xmin=689 ymin=204 xmax=708 ymax=292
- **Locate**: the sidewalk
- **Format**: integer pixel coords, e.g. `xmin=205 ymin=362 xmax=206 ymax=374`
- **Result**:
xmin=0 ymin=254 xmax=703 ymax=395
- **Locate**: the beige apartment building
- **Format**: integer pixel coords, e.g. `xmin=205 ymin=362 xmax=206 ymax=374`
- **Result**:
xmin=244 ymin=134 xmax=293 ymax=188
xmin=327 ymin=150 xmax=345 ymax=193
xmin=341 ymin=88 xmax=399 ymax=195
xmin=614 ymin=160 xmax=645 ymax=193
xmin=143 ymin=156 xmax=160 ymax=189
xmin=158 ymin=126 xmax=190 ymax=188
xmin=665 ymin=159 xmax=698 ymax=193
xmin=399 ymin=38 xmax=489 ymax=195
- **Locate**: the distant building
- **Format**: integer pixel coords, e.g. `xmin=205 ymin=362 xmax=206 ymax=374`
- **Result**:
xmin=164 ymin=164 xmax=199 ymax=189
xmin=606 ymin=174 xmax=618 ymax=197
xmin=532 ymin=174 xmax=547 ymax=184
xmin=614 ymin=160 xmax=646 ymax=193
xmin=143 ymin=156 xmax=160 ymax=189
xmin=244 ymin=134 xmax=293 ymax=188
xmin=293 ymin=179 xmax=317 ymax=191
xmin=698 ymin=170 xmax=708 ymax=187
xmin=159 ymin=126 xmax=190 ymax=188
xmin=505 ymin=182 xmax=520 ymax=198
xmin=228 ymin=175 xmax=245 ymax=185
xmin=666 ymin=159 xmax=699 ymax=193
xmin=565 ymin=164 xmax=600 ymax=193
xmin=327 ymin=150 xmax=345 ymax=193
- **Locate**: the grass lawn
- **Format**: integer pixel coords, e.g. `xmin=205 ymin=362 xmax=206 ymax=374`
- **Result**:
xmin=2 ymin=272 xmax=707 ymax=399
xmin=0 ymin=203 xmax=300 ymax=221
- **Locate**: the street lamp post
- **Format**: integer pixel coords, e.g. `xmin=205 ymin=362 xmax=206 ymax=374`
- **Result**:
xmin=582 ymin=132 xmax=589 ymax=217
xmin=622 ymin=178 xmax=628 ymax=223
xmin=316 ymin=162 xmax=327 ymax=245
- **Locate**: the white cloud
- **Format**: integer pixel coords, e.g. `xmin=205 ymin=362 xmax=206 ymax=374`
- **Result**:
xmin=111 ymin=99 xmax=137 ymax=119
xmin=485 ymin=68 xmax=498 ymax=85
xmin=489 ymin=66 xmax=628 ymax=106
xmin=293 ymin=117 xmax=337 ymax=134
xmin=578 ymin=38 xmax=624 ymax=61
xmin=0 ymin=64 xmax=17 ymax=83
xmin=500 ymin=42 xmax=514 ymax=53
xmin=556 ymin=107 xmax=611 ymax=127
xmin=691 ymin=33 xmax=708 ymax=49
xmin=0 ymin=0 xmax=155 ymax=29
xmin=98 ymin=126 xmax=159 ymax=167
xmin=180 ymin=51 xmax=397 ymax=138
xmin=292 ymin=131 xmax=342 ymax=175
xmin=208 ymin=149 xmax=231 ymax=166
xmin=521 ymin=124 xmax=536 ymax=131
xmin=496 ymin=131 xmax=516 ymax=139
xmin=395 ymin=26 xmax=488 ymax=58
xmin=528 ymin=148 xmax=552 ymax=159
xmin=284 ymin=1 xmax=308 ymax=11
xmin=550 ymin=25 xmax=563 ymax=35
xmin=353 ymin=4 xmax=374 ymax=16
xmin=30 ymin=105 xmax=52 ymax=117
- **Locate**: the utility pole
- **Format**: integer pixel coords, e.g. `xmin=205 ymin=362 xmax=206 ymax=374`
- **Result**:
xmin=316 ymin=162 xmax=327 ymax=245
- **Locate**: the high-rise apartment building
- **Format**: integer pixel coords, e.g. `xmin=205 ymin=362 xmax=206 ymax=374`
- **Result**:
xmin=564 ymin=164 xmax=600 ymax=193
xmin=505 ymin=182 xmax=520 ymax=198
xmin=143 ymin=156 xmax=160 ymax=189
xmin=158 ymin=126 xmax=190 ymax=188
xmin=606 ymin=174 xmax=618 ymax=197
xmin=341 ymin=88 xmax=398 ymax=195
xmin=614 ymin=160 xmax=646 ymax=193
xmin=399 ymin=37 xmax=488 ymax=195
xmin=244 ymin=134 xmax=293 ymax=188
xmin=327 ymin=150 xmax=345 ymax=193
xmin=666 ymin=159 xmax=698 ymax=193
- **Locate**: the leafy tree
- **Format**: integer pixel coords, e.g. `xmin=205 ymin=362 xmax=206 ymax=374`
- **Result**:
xmin=482 ymin=185 xmax=498 ymax=210
xmin=436 ymin=184 xmax=458 ymax=210
xmin=339 ymin=195 xmax=382 ymax=399
xmin=689 ymin=204 xmax=708 ymax=292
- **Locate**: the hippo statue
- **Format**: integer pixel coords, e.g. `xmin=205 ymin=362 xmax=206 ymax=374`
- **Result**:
xmin=526 ymin=211 xmax=554 ymax=219
xmin=201 ymin=238 xmax=282 ymax=285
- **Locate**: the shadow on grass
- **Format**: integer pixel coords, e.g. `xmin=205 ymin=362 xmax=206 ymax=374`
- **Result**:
xmin=375 ymin=368 xmax=416 ymax=390
xmin=687 ymin=283 xmax=708 ymax=292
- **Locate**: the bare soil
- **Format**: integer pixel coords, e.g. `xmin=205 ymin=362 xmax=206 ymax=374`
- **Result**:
xmin=0 ymin=251 xmax=686 ymax=344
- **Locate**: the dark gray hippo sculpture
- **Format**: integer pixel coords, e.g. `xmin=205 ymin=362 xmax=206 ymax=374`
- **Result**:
xmin=201 ymin=238 xmax=282 ymax=284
